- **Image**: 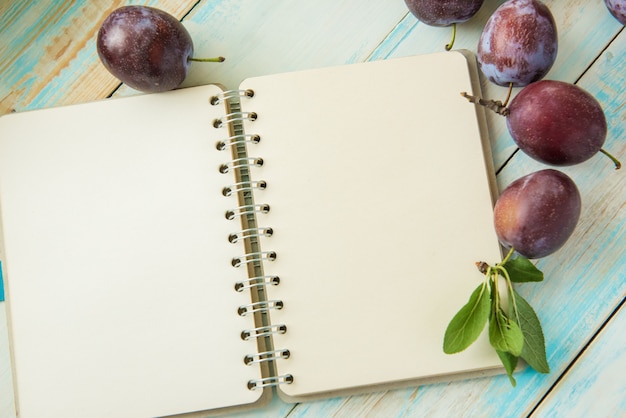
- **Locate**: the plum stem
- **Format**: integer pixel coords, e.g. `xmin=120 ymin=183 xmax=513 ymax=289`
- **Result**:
xmin=445 ymin=23 xmax=457 ymax=51
xmin=496 ymin=264 xmax=520 ymax=325
xmin=502 ymin=83 xmax=514 ymax=107
xmin=599 ymin=148 xmax=622 ymax=170
xmin=461 ymin=92 xmax=510 ymax=116
xmin=500 ymin=247 xmax=516 ymax=265
xmin=475 ymin=247 xmax=515 ymax=275
xmin=476 ymin=261 xmax=489 ymax=274
xmin=189 ymin=56 xmax=226 ymax=63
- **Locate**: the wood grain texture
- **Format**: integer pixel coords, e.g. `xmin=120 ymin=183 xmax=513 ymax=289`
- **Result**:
xmin=0 ymin=1 xmax=196 ymax=115
xmin=530 ymin=300 xmax=626 ymax=418
xmin=0 ymin=0 xmax=624 ymax=417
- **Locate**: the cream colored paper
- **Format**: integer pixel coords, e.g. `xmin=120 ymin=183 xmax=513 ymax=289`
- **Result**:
xmin=1 ymin=52 xmax=503 ymax=415
xmin=0 ymin=85 xmax=262 ymax=417
xmin=240 ymin=52 xmax=503 ymax=399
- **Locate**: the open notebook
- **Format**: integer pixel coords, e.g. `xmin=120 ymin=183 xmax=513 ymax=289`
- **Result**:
xmin=0 ymin=51 xmax=503 ymax=417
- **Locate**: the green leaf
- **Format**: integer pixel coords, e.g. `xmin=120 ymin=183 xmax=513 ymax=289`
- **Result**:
xmin=503 ymin=256 xmax=544 ymax=283
xmin=496 ymin=350 xmax=518 ymax=387
xmin=514 ymin=289 xmax=550 ymax=373
xmin=489 ymin=309 xmax=524 ymax=356
xmin=443 ymin=283 xmax=490 ymax=354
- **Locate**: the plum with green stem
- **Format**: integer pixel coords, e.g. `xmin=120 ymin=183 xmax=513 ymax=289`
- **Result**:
xmin=97 ymin=6 xmax=224 ymax=93
xmin=462 ymin=80 xmax=622 ymax=169
xmin=506 ymin=80 xmax=621 ymax=168
xmin=404 ymin=0 xmax=484 ymax=50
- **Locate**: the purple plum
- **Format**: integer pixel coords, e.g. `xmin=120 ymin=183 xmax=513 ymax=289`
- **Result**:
xmin=404 ymin=0 xmax=484 ymax=26
xmin=477 ymin=0 xmax=557 ymax=87
xmin=97 ymin=6 xmax=194 ymax=92
xmin=494 ymin=169 xmax=581 ymax=259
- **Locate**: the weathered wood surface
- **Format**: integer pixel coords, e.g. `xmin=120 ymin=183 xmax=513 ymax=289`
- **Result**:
xmin=0 ymin=0 xmax=624 ymax=417
xmin=532 ymin=301 xmax=625 ymax=418
xmin=0 ymin=1 xmax=198 ymax=115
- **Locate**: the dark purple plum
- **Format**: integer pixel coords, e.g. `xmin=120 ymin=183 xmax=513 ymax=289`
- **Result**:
xmin=494 ymin=169 xmax=581 ymax=259
xmin=404 ymin=0 xmax=484 ymax=26
xmin=605 ymin=0 xmax=626 ymax=24
xmin=477 ymin=0 xmax=557 ymax=87
xmin=506 ymin=80 xmax=607 ymax=166
xmin=97 ymin=6 xmax=194 ymax=92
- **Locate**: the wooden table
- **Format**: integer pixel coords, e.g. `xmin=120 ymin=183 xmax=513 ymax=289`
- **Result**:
xmin=0 ymin=1 xmax=624 ymax=416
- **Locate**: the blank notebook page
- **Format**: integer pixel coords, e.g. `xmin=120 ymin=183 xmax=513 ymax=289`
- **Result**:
xmin=0 ymin=85 xmax=262 ymax=417
xmin=240 ymin=52 xmax=503 ymax=399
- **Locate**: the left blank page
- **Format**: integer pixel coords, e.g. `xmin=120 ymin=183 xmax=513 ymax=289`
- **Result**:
xmin=0 ymin=86 xmax=263 ymax=417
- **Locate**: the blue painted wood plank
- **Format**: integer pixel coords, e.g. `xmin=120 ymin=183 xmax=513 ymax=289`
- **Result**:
xmin=0 ymin=1 xmax=197 ymax=115
xmin=532 ymin=301 xmax=626 ymax=417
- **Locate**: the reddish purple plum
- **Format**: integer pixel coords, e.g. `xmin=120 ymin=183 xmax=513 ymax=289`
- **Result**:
xmin=477 ymin=0 xmax=557 ymax=87
xmin=494 ymin=169 xmax=581 ymax=259
xmin=404 ymin=0 xmax=484 ymax=26
xmin=605 ymin=0 xmax=626 ymax=24
xmin=97 ymin=6 xmax=194 ymax=92
xmin=507 ymin=80 xmax=607 ymax=166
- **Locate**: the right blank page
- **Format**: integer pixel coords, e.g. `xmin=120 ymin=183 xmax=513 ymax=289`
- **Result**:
xmin=240 ymin=51 xmax=503 ymax=399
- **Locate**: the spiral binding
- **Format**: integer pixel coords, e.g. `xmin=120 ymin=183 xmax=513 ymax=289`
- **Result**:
xmin=215 ymin=88 xmax=292 ymax=390
xmin=237 ymin=300 xmax=284 ymax=317
xmin=222 ymin=180 xmax=267 ymax=197
xmin=247 ymin=374 xmax=294 ymax=391
xmin=224 ymin=203 xmax=270 ymax=221
xmin=244 ymin=349 xmax=290 ymax=365
xmin=210 ymin=89 xmax=255 ymax=106
xmin=232 ymin=250 xmax=276 ymax=268
xmin=234 ymin=275 xmax=280 ymax=292
xmin=241 ymin=324 xmax=287 ymax=341
xmin=213 ymin=111 xmax=257 ymax=129
xmin=219 ymin=157 xmax=263 ymax=174
xmin=229 ymin=227 xmax=273 ymax=244
xmin=216 ymin=134 xmax=260 ymax=151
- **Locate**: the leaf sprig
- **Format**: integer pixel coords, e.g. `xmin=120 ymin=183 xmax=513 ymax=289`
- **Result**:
xmin=443 ymin=248 xmax=549 ymax=386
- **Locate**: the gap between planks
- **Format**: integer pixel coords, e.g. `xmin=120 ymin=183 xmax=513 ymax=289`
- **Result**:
xmin=526 ymin=295 xmax=626 ymax=417
xmin=362 ymin=11 xmax=412 ymax=63
xmin=574 ymin=26 xmax=624 ymax=85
